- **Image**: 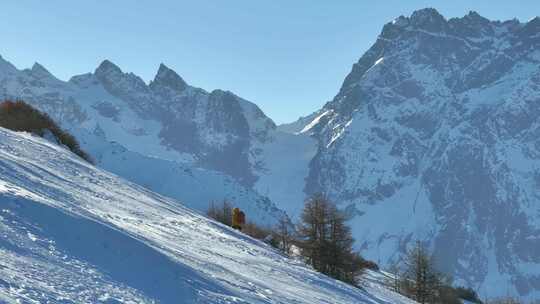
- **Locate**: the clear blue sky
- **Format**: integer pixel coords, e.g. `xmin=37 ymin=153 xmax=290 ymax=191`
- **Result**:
xmin=1 ymin=1 xmax=538 ymax=123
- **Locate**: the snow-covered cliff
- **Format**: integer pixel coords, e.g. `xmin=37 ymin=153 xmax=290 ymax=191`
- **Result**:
xmin=292 ymin=9 xmax=540 ymax=300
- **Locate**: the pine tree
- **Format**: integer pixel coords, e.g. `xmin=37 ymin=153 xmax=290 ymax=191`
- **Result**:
xmin=297 ymin=193 xmax=364 ymax=284
xmin=298 ymin=193 xmax=330 ymax=271
xmin=326 ymin=204 xmax=357 ymax=282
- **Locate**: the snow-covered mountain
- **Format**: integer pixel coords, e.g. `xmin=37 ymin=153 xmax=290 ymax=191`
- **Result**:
xmin=0 ymin=55 xmax=285 ymax=226
xmin=90 ymin=60 xmax=275 ymax=186
xmin=0 ymin=127 xmax=415 ymax=304
xmin=1 ymin=8 xmax=539 ymax=300
xmin=287 ymin=9 xmax=540 ymax=300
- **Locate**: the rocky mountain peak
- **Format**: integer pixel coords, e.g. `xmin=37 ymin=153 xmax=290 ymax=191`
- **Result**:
xmin=94 ymin=59 xmax=130 ymax=89
xmin=464 ymin=10 xmax=487 ymax=22
xmin=30 ymin=62 xmax=56 ymax=80
xmin=457 ymin=11 xmax=492 ymax=29
xmin=92 ymin=59 xmax=154 ymax=119
xmin=523 ymin=16 xmax=540 ymax=33
xmin=149 ymin=63 xmax=187 ymax=92
xmin=380 ymin=9 xmax=500 ymax=40
xmin=379 ymin=8 xmax=450 ymax=39
xmin=409 ymin=8 xmax=448 ymax=32
xmin=95 ymin=59 xmax=123 ymax=78
xmin=448 ymin=10 xmax=494 ymax=37
xmin=209 ymin=89 xmax=234 ymax=100
xmin=0 ymin=55 xmax=19 ymax=76
xmin=528 ymin=16 xmax=540 ymax=24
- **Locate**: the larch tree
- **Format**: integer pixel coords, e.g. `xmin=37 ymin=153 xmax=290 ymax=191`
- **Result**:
xmin=274 ymin=215 xmax=294 ymax=256
xmin=297 ymin=193 xmax=364 ymax=284
xmin=401 ymin=241 xmax=442 ymax=304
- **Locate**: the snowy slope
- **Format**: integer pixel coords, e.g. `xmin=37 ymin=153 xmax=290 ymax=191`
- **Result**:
xmin=360 ymin=270 xmax=424 ymax=304
xmin=252 ymin=130 xmax=318 ymax=218
xmin=81 ymin=130 xmax=285 ymax=227
xmin=0 ymin=127 xmax=414 ymax=304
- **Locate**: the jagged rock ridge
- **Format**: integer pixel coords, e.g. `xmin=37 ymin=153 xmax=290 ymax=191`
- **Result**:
xmin=0 ymin=56 xmax=285 ymax=226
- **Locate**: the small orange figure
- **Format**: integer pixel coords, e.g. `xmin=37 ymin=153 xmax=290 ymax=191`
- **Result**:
xmin=232 ymin=207 xmax=246 ymax=231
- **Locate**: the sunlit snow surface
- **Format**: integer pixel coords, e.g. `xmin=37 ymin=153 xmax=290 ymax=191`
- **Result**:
xmin=0 ymin=128 xmax=415 ymax=304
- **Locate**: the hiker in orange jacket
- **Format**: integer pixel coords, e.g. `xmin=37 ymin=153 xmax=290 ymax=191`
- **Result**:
xmin=232 ymin=207 xmax=246 ymax=231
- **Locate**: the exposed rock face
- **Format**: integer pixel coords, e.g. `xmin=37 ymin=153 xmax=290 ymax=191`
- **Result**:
xmin=0 ymin=57 xmax=284 ymax=226
xmin=299 ymin=9 xmax=540 ymax=299
xmin=93 ymin=61 xmax=275 ymax=186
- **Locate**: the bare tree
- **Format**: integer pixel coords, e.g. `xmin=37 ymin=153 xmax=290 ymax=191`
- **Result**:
xmin=274 ymin=215 xmax=294 ymax=255
xmin=387 ymin=261 xmax=403 ymax=294
xmin=389 ymin=243 xmax=484 ymax=304
xmin=222 ymin=200 xmax=232 ymax=226
xmin=207 ymin=199 xmax=233 ymax=226
xmin=207 ymin=200 xmax=218 ymax=221
xmin=400 ymin=241 xmax=442 ymax=304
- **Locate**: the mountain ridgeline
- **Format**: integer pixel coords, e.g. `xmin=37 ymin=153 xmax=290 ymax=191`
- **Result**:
xmin=0 ymin=53 xmax=285 ymax=228
xmin=0 ymin=8 xmax=539 ymax=300
xmin=300 ymin=9 xmax=540 ymax=300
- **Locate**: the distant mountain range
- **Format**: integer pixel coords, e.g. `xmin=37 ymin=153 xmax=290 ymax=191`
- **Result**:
xmin=0 ymin=53 xmax=286 ymax=227
xmin=1 ymin=8 xmax=539 ymax=300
